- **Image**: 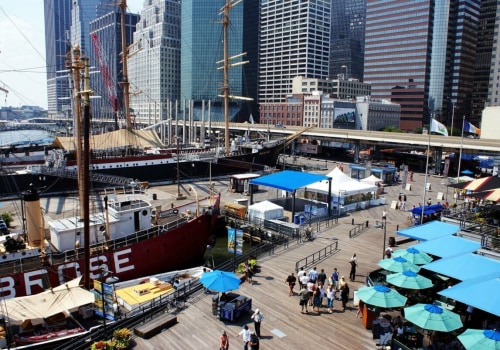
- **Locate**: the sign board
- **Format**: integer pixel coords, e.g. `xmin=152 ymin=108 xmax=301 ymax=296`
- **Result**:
xmin=426 ymin=183 xmax=432 ymax=191
xmin=405 ymin=184 xmax=412 ymax=191
xmin=390 ymin=200 xmax=398 ymax=210
xmin=437 ymin=192 xmax=444 ymax=200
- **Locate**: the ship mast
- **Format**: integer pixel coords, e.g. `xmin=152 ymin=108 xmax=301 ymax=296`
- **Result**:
xmin=219 ymin=0 xmax=251 ymax=156
xmin=119 ymin=0 xmax=132 ymax=130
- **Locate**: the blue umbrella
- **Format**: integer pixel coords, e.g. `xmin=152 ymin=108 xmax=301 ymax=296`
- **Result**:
xmin=458 ymin=329 xmax=500 ymax=349
xmin=386 ymin=270 xmax=433 ymax=290
xmin=393 ymin=247 xmax=433 ymax=265
xmin=378 ymin=256 xmax=421 ymax=273
xmin=356 ymin=285 xmax=407 ymax=308
xmin=404 ymin=303 xmax=463 ymax=332
xmin=199 ymin=270 xmax=241 ymax=292
xmin=461 ymin=169 xmax=474 ymax=175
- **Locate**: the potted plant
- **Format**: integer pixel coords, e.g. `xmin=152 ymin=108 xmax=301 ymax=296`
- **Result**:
xmin=91 ymin=340 xmax=115 ymax=350
xmin=113 ymin=328 xmax=132 ymax=350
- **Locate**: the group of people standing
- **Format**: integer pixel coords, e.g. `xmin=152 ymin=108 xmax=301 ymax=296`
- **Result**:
xmin=221 ymin=309 xmax=264 ymax=350
xmin=291 ymin=263 xmax=352 ymax=315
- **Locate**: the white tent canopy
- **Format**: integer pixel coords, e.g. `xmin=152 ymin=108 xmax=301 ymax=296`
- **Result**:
xmin=306 ymin=168 xmax=377 ymax=196
xmin=4 ymin=277 xmax=95 ymax=325
xmin=361 ymin=175 xmax=383 ymax=186
xmin=247 ymin=200 xmax=284 ymax=224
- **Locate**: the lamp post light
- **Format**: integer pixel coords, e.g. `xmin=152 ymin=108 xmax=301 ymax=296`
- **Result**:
xmin=382 ymin=221 xmax=387 ymax=259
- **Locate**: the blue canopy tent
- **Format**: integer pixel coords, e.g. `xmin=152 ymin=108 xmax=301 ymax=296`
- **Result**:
xmin=409 ymin=204 xmax=445 ymax=217
xmin=422 ymin=253 xmax=500 ymax=281
xmin=411 ymin=236 xmax=480 ymax=258
xmin=397 ymin=221 xmax=459 ymax=241
xmin=249 ymin=170 xmax=331 ymax=219
xmin=438 ymin=273 xmax=500 ymax=317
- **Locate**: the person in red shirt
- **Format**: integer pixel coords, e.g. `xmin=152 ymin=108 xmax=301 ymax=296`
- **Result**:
xmin=220 ymin=330 xmax=229 ymax=350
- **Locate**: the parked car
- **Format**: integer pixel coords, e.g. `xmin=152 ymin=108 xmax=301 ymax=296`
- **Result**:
xmin=0 ymin=222 xmax=9 ymax=234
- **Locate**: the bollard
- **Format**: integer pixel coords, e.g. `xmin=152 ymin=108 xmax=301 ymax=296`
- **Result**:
xmin=366 ymin=220 xmax=369 ymax=228
xmin=352 ymin=218 xmax=354 ymax=225
xmin=397 ymin=224 xmax=399 ymax=231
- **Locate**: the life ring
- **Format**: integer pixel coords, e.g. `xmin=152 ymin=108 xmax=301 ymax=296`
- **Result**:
xmin=173 ymin=209 xmax=179 ymax=215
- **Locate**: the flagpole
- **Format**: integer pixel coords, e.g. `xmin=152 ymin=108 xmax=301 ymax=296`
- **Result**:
xmin=421 ymin=124 xmax=431 ymax=223
xmin=456 ymin=115 xmax=465 ymax=184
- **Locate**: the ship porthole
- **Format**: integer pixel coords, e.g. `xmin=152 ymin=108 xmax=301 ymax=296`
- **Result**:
xmin=142 ymin=210 xmax=148 ymax=216
xmin=2 ymin=255 xmax=6 ymax=259
xmin=22 ymin=252 xmax=26 ymax=256
xmin=99 ymin=226 xmax=105 ymax=231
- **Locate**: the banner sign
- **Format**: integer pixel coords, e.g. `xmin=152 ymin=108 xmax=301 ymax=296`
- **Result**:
xmin=94 ymin=280 xmax=115 ymax=321
xmin=227 ymin=228 xmax=243 ymax=255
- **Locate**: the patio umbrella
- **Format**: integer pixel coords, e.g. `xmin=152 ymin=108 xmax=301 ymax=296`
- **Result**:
xmin=386 ymin=270 xmax=433 ymax=290
xmin=457 ymin=329 xmax=500 ymax=350
xmin=199 ymin=270 xmax=241 ymax=293
xmin=356 ymin=285 xmax=407 ymax=308
xmin=404 ymin=303 xmax=463 ymax=332
xmin=378 ymin=256 xmax=421 ymax=273
xmin=461 ymin=169 xmax=474 ymax=175
xmin=393 ymin=247 xmax=433 ymax=265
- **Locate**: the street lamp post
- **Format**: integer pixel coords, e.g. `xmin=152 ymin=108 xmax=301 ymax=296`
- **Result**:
xmin=450 ymin=102 xmax=456 ymax=137
xmin=382 ymin=221 xmax=387 ymax=259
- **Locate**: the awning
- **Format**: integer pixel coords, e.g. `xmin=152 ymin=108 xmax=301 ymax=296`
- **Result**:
xmin=397 ymin=221 xmax=459 ymax=241
xmin=422 ymin=253 xmax=500 ymax=281
xmin=411 ymin=235 xmax=480 ymax=258
xmin=4 ymin=277 xmax=95 ymax=325
xmin=249 ymin=170 xmax=330 ymax=193
xmin=438 ymin=273 xmax=500 ymax=317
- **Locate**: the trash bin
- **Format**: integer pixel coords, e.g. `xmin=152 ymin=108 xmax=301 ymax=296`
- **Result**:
xmin=212 ymin=295 xmax=218 ymax=315
xmin=389 ymin=237 xmax=396 ymax=247
xmin=294 ymin=214 xmax=300 ymax=224
xmin=152 ymin=193 xmax=157 ymax=200
xmin=299 ymin=216 xmax=305 ymax=225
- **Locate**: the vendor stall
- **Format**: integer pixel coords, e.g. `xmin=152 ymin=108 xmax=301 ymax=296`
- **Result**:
xmin=219 ymin=293 xmax=252 ymax=322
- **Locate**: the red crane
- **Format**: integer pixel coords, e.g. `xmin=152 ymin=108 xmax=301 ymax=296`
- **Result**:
xmin=91 ymin=32 xmax=120 ymax=129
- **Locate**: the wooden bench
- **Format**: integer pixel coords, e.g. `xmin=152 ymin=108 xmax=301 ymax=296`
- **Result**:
xmin=134 ymin=314 xmax=177 ymax=339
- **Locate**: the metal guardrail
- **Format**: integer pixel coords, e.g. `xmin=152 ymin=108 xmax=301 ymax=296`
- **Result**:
xmin=349 ymin=221 xmax=370 ymax=238
xmin=295 ymin=240 xmax=339 ymax=273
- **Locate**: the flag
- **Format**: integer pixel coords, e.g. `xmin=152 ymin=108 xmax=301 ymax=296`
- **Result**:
xmin=463 ymin=121 xmax=480 ymax=135
xmin=430 ymin=118 xmax=448 ymax=136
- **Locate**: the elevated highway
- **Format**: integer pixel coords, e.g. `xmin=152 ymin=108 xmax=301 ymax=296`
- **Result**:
xmin=201 ymin=122 xmax=500 ymax=154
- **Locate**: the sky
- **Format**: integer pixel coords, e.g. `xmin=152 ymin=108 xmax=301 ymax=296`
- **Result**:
xmin=0 ymin=0 xmax=143 ymax=110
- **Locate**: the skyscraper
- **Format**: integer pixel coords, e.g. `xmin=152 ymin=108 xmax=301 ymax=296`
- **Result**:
xmin=329 ymin=0 xmax=366 ymax=81
xmin=89 ymin=10 xmax=139 ymax=122
xmin=44 ymin=0 xmax=102 ymax=117
xmin=128 ymin=0 xmax=181 ymax=122
xmin=364 ymin=0 xmax=480 ymax=131
xmin=181 ymin=0 xmax=243 ymax=122
xmin=486 ymin=2 xmax=500 ymax=108
xmin=258 ymin=0 xmax=331 ymax=104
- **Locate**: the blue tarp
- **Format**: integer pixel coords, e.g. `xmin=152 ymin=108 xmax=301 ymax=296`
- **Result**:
xmin=410 ymin=204 xmax=444 ymax=216
xmin=411 ymin=236 xmax=480 ymax=258
xmin=249 ymin=170 xmax=330 ymax=193
xmin=438 ymin=273 xmax=500 ymax=317
xmin=423 ymin=253 xmax=500 ymax=281
xmin=397 ymin=221 xmax=459 ymax=241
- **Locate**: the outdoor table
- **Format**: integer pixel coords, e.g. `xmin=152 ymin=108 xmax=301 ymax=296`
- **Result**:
xmin=220 ymin=294 xmax=252 ymax=322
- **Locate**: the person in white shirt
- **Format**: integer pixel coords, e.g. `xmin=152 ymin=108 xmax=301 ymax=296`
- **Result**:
xmin=237 ymin=325 xmax=251 ymax=350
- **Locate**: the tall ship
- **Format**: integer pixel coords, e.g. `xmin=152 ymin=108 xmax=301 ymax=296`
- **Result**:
xmin=0 ymin=0 xmax=314 ymax=199
xmin=0 ymin=0 xmax=221 ymax=298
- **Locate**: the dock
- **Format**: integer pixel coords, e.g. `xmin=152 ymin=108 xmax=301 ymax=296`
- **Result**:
xmin=128 ymin=168 xmax=450 ymax=349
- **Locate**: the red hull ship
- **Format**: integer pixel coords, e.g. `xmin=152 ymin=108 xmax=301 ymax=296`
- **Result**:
xmin=0 ymin=185 xmax=220 ymax=298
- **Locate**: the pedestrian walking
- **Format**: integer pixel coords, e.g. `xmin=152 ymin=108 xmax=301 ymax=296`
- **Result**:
xmin=341 ymin=282 xmax=350 ymax=312
xmin=237 ymin=325 xmax=251 ymax=350
xmin=317 ymin=268 xmax=327 ymax=286
xmin=349 ymin=253 xmax=357 ymax=281
xmin=244 ymin=260 xmax=253 ymax=285
xmin=326 ymin=284 xmax=335 ymax=313
xmin=382 ymin=209 xmax=387 ymax=228
xmin=285 ymin=272 xmax=296 ymax=296
xmin=308 ymin=266 xmax=318 ymax=284
xmin=299 ymin=270 xmax=308 ymax=290
xmin=385 ymin=246 xmax=393 ymax=259
xmin=249 ymin=332 xmax=260 ymax=350
xmin=251 ymin=309 xmax=263 ymax=338
xmin=312 ymin=285 xmax=322 ymax=314
xmin=299 ymin=286 xmax=309 ymax=313
xmin=220 ymin=330 xmax=230 ymax=350
xmin=331 ymin=268 xmax=340 ymax=290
